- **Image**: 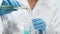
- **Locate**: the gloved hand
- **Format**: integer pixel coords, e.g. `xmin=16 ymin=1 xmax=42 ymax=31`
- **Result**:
xmin=0 ymin=0 xmax=22 ymax=16
xmin=32 ymin=18 xmax=46 ymax=30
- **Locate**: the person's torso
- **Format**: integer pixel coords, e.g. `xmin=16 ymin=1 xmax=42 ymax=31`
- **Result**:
xmin=2 ymin=0 xmax=60 ymax=34
xmin=25 ymin=0 xmax=60 ymax=33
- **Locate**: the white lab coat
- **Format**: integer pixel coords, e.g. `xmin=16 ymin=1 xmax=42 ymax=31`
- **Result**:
xmin=0 ymin=0 xmax=4 ymax=34
xmin=0 ymin=5 xmax=35 ymax=34
xmin=0 ymin=17 xmax=4 ymax=34
xmin=0 ymin=0 xmax=60 ymax=34
xmin=16 ymin=0 xmax=60 ymax=34
xmin=0 ymin=0 xmax=33 ymax=34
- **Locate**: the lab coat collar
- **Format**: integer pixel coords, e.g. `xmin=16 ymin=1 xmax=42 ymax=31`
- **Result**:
xmin=31 ymin=0 xmax=57 ymax=12
xmin=27 ymin=0 xmax=47 ymax=12
xmin=31 ymin=0 xmax=39 ymax=11
xmin=17 ymin=0 xmax=57 ymax=12
xmin=17 ymin=0 xmax=46 ymax=11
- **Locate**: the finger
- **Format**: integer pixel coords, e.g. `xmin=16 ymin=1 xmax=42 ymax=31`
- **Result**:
xmin=7 ymin=0 xmax=19 ymax=7
xmin=33 ymin=20 xmax=45 ymax=25
xmin=34 ymin=23 xmax=46 ymax=30
xmin=2 ymin=0 xmax=9 ymax=5
xmin=32 ymin=18 xmax=42 ymax=22
xmin=34 ymin=25 xmax=46 ymax=30
xmin=32 ymin=20 xmax=43 ymax=25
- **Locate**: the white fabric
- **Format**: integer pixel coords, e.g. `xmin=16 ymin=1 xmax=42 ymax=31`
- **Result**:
xmin=2 ymin=8 xmax=35 ymax=34
xmin=0 ymin=17 xmax=4 ymax=34
xmin=17 ymin=0 xmax=60 ymax=34
xmin=0 ymin=0 xmax=3 ymax=6
xmin=0 ymin=0 xmax=4 ymax=34
xmin=0 ymin=0 xmax=60 ymax=34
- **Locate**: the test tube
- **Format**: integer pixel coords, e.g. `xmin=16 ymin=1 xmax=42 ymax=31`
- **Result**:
xmin=39 ymin=30 xmax=43 ymax=34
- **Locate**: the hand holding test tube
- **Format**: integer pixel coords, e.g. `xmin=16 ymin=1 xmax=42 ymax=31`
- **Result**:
xmin=32 ymin=18 xmax=46 ymax=34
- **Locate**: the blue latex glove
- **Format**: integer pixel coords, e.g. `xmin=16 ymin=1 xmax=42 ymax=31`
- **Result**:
xmin=32 ymin=18 xmax=46 ymax=30
xmin=0 ymin=0 xmax=22 ymax=16
xmin=32 ymin=18 xmax=46 ymax=34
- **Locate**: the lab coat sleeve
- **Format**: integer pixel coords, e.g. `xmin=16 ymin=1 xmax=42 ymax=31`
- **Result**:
xmin=45 ymin=0 xmax=60 ymax=34
xmin=0 ymin=17 xmax=4 ymax=34
xmin=45 ymin=9 xmax=60 ymax=34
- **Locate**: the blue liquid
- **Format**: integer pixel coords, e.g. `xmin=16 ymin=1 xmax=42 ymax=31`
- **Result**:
xmin=24 ymin=28 xmax=31 ymax=34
